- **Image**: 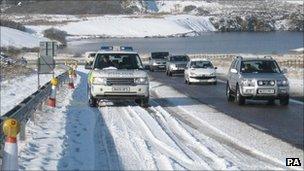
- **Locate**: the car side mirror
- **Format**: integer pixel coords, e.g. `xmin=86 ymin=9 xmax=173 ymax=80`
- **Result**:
xmin=214 ymin=67 xmax=217 ymax=69
xmin=230 ymin=68 xmax=238 ymax=74
xmin=144 ymin=65 xmax=150 ymax=70
xmin=282 ymin=68 xmax=288 ymax=74
xmin=149 ymin=57 xmax=152 ymax=60
xmin=85 ymin=62 xmax=93 ymax=70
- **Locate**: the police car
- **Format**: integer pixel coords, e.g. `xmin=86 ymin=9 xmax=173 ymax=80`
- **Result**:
xmin=87 ymin=46 xmax=149 ymax=107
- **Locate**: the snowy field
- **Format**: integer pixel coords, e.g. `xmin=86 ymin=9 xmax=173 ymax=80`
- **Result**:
xmin=0 ymin=26 xmax=49 ymax=48
xmin=15 ymin=67 xmax=303 ymax=170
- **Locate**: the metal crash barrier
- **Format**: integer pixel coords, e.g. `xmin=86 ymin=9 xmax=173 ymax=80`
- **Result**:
xmin=0 ymin=71 xmax=69 ymax=167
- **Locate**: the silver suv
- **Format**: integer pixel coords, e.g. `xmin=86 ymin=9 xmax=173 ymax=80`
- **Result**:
xmin=148 ymin=52 xmax=169 ymax=72
xmin=226 ymin=56 xmax=289 ymax=105
xmin=166 ymin=55 xmax=189 ymax=76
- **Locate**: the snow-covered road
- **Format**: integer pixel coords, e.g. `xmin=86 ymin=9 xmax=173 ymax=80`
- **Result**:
xmin=16 ymin=67 xmax=303 ymax=170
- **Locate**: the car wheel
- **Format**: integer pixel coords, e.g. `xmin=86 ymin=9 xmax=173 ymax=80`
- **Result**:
xmin=184 ymin=78 xmax=188 ymax=84
xmin=87 ymin=86 xmax=97 ymax=107
xmin=236 ymin=84 xmax=245 ymax=105
xmin=279 ymin=95 xmax=289 ymax=106
xmin=169 ymin=71 xmax=173 ymax=77
xmin=226 ymin=83 xmax=234 ymax=102
xmin=213 ymin=81 xmax=217 ymax=85
xmin=267 ymin=99 xmax=275 ymax=105
xmin=137 ymin=98 xmax=149 ymax=108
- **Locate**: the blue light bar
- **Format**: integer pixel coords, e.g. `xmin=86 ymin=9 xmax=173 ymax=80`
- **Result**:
xmin=100 ymin=46 xmax=113 ymax=51
xmin=120 ymin=46 xmax=133 ymax=51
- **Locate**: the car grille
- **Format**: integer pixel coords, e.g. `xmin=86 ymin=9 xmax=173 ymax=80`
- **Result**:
xmin=106 ymin=78 xmax=135 ymax=85
xmin=156 ymin=62 xmax=166 ymax=65
xmin=176 ymin=64 xmax=186 ymax=68
xmin=257 ymin=80 xmax=275 ymax=86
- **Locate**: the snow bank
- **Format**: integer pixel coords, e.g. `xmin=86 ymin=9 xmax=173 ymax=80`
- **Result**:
xmin=0 ymin=69 xmax=65 ymax=115
xmin=27 ymin=15 xmax=216 ymax=38
xmin=0 ymin=26 xmax=49 ymax=48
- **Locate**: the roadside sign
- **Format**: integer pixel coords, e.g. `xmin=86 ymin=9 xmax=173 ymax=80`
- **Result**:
xmin=39 ymin=41 xmax=57 ymax=57
xmin=38 ymin=41 xmax=57 ymax=74
xmin=37 ymin=41 xmax=57 ymax=89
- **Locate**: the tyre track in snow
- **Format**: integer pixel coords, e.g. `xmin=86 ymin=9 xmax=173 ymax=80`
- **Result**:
xmin=149 ymin=93 xmax=289 ymax=170
xmin=99 ymin=102 xmax=283 ymax=170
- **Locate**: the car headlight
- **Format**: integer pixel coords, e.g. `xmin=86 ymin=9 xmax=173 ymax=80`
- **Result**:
xmin=135 ymin=77 xmax=148 ymax=85
xmin=210 ymin=72 xmax=216 ymax=76
xmin=277 ymin=79 xmax=288 ymax=86
xmin=170 ymin=64 xmax=176 ymax=68
xmin=92 ymin=77 xmax=106 ymax=85
xmin=190 ymin=72 xmax=197 ymax=76
xmin=242 ymin=79 xmax=255 ymax=87
xmin=269 ymin=80 xmax=275 ymax=86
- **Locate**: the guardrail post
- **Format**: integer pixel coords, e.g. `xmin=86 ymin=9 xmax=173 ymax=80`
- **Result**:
xmin=1 ymin=119 xmax=20 ymax=171
xmin=19 ymin=121 xmax=26 ymax=141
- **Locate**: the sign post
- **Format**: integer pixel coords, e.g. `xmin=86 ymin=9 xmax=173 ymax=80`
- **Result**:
xmin=38 ymin=41 xmax=57 ymax=89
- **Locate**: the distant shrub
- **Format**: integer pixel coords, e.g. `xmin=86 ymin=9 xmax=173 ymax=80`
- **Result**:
xmin=43 ymin=28 xmax=67 ymax=46
xmin=197 ymin=7 xmax=210 ymax=15
xmin=0 ymin=19 xmax=26 ymax=31
xmin=183 ymin=5 xmax=197 ymax=13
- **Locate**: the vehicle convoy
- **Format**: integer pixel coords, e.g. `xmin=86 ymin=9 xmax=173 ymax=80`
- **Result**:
xmin=184 ymin=59 xmax=217 ymax=85
xmin=84 ymin=51 xmax=96 ymax=69
xmin=166 ymin=55 xmax=189 ymax=76
xmin=226 ymin=56 xmax=289 ymax=105
xmin=87 ymin=46 xmax=149 ymax=107
xmin=148 ymin=52 xmax=169 ymax=71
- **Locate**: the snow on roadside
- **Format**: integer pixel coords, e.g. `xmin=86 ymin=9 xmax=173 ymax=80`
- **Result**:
xmin=18 ymin=68 xmax=108 ymax=170
xmin=0 ymin=26 xmax=49 ymax=48
xmin=27 ymin=15 xmax=216 ymax=38
xmin=0 ymin=68 xmax=65 ymax=115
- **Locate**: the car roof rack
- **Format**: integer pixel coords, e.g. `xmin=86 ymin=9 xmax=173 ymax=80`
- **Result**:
xmin=264 ymin=56 xmax=273 ymax=59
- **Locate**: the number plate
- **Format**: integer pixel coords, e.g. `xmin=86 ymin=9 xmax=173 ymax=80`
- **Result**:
xmin=112 ymin=87 xmax=130 ymax=92
xmin=258 ymin=89 xmax=275 ymax=94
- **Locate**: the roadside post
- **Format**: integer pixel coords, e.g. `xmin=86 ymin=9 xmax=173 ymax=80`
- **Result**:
xmin=1 ymin=119 xmax=20 ymax=171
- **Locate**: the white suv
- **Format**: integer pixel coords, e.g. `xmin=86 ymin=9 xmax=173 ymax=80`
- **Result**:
xmin=87 ymin=46 xmax=149 ymax=107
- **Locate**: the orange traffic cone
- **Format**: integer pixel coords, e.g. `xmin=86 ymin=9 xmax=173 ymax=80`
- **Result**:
xmin=48 ymin=78 xmax=59 ymax=107
xmin=2 ymin=119 xmax=20 ymax=171
xmin=68 ymin=74 xmax=75 ymax=89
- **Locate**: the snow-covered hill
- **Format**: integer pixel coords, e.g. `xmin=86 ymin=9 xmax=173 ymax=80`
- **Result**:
xmin=27 ymin=15 xmax=216 ymax=39
xmin=0 ymin=26 xmax=49 ymax=48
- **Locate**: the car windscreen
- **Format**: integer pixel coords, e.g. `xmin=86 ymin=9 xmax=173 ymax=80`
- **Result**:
xmin=151 ymin=52 xmax=169 ymax=59
xmin=170 ymin=56 xmax=189 ymax=62
xmin=241 ymin=60 xmax=281 ymax=73
xmin=191 ymin=61 xmax=213 ymax=68
xmin=94 ymin=53 xmax=143 ymax=70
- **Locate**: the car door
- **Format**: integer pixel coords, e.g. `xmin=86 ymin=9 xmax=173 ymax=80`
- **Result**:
xmin=184 ymin=62 xmax=190 ymax=78
xmin=230 ymin=60 xmax=240 ymax=91
xmin=166 ymin=57 xmax=171 ymax=71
